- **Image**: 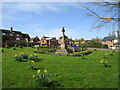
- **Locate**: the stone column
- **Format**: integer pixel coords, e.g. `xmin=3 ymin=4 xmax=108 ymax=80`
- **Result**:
xmin=61 ymin=27 xmax=66 ymax=49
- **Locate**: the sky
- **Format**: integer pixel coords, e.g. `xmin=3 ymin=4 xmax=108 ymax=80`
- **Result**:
xmin=1 ymin=2 xmax=118 ymax=40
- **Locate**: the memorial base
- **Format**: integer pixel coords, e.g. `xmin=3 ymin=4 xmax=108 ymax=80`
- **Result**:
xmin=55 ymin=49 xmax=69 ymax=55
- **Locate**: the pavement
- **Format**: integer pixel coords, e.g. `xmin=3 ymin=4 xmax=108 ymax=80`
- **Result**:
xmin=88 ymin=48 xmax=120 ymax=52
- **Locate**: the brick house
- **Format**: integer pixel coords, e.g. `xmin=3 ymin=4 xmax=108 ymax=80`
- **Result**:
xmin=73 ymin=39 xmax=80 ymax=46
xmin=102 ymin=30 xmax=120 ymax=49
xmin=58 ymin=35 xmax=74 ymax=47
xmin=40 ymin=36 xmax=59 ymax=47
xmin=0 ymin=27 xmax=30 ymax=46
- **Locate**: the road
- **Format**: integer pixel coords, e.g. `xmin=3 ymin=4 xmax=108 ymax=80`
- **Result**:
xmin=88 ymin=48 xmax=120 ymax=52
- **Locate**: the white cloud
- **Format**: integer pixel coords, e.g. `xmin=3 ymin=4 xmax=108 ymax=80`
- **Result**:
xmin=3 ymin=2 xmax=63 ymax=15
xmin=3 ymin=15 xmax=21 ymax=21
xmin=2 ymin=2 xmax=80 ymax=15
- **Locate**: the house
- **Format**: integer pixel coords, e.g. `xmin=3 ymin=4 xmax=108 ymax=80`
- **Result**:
xmin=102 ymin=30 xmax=120 ymax=49
xmin=40 ymin=36 xmax=59 ymax=47
xmin=0 ymin=27 xmax=30 ymax=47
xmin=58 ymin=35 xmax=74 ymax=47
xmin=73 ymin=39 xmax=80 ymax=46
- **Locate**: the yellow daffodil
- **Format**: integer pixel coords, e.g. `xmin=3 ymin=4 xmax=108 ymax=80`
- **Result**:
xmin=34 ymin=53 xmax=37 ymax=56
xmin=100 ymin=61 xmax=103 ymax=63
xmin=44 ymin=70 xmax=47 ymax=73
xmin=70 ymin=53 xmax=72 ymax=55
xmin=100 ymin=59 xmax=104 ymax=63
xmin=15 ymin=54 xmax=17 ymax=57
xmin=20 ymin=52 xmax=24 ymax=55
xmin=22 ymin=59 xmax=26 ymax=61
xmin=30 ymin=54 xmax=33 ymax=56
xmin=105 ymin=53 xmax=108 ymax=55
xmin=37 ymin=70 xmax=41 ymax=73
xmin=31 ymin=60 xmax=35 ymax=63
xmin=32 ymin=75 xmax=35 ymax=77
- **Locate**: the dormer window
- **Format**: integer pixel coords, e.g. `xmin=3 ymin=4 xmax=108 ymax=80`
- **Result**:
xmin=16 ymin=34 xmax=20 ymax=36
xmin=10 ymin=33 xmax=13 ymax=36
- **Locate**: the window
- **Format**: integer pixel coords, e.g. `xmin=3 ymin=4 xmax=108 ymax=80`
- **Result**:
xmin=16 ymin=38 xmax=20 ymax=40
xmin=109 ymin=40 xmax=112 ymax=42
xmin=10 ymin=33 xmax=13 ymax=36
xmin=16 ymin=34 xmax=20 ymax=36
xmin=2 ymin=33 xmax=6 ymax=35
xmin=109 ymin=45 xmax=112 ymax=47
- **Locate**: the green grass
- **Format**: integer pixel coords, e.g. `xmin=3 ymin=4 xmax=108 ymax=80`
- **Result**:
xmin=2 ymin=47 xmax=119 ymax=88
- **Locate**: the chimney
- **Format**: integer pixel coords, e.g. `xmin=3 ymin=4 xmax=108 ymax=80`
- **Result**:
xmin=115 ymin=30 xmax=119 ymax=38
xmin=10 ymin=27 xmax=13 ymax=31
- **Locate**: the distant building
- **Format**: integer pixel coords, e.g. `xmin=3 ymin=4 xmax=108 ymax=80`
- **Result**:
xmin=73 ymin=39 xmax=80 ymax=46
xmin=102 ymin=30 xmax=120 ymax=49
xmin=0 ymin=27 xmax=30 ymax=46
xmin=40 ymin=36 xmax=59 ymax=47
xmin=58 ymin=35 xmax=74 ymax=47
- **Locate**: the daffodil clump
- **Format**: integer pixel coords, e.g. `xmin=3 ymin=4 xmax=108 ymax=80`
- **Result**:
xmin=15 ymin=52 xmax=28 ymax=62
xmin=109 ymin=51 xmax=114 ymax=56
xmin=32 ymin=69 xmax=52 ymax=86
xmin=15 ymin=52 xmax=41 ymax=62
xmin=29 ymin=53 xmax=41 ymax=62
xmin=69 ymin=50 xmax=92 ymax=57
xmin=34 ymin=48 xmax=58 ymax=54
xmin=28 ymin=60 xmax=36 ymax=69
xmin=100 ymin=59 xmax=111 ymax=67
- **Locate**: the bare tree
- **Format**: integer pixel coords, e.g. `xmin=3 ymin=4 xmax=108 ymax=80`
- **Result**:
xmin=79 ymin=1 xmax=119 ymax=30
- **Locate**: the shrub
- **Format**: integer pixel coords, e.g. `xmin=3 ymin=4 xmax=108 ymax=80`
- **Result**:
xmin=5 ymin=41 xmax=28 ymax=47
xmin=102 ymin=45 xmax=108 ymax=48
xmin=1 ymin=49 xmax=4 ymax=52
xmin=13 ymin=47 xmax=17 ymax=50
xmin=19 ymin=46 xmax=23 ymax=48
xmin=94 ymin=49 xmax=97 ymax=51
xmin=31 ymin=46 xmax=34 ymax=48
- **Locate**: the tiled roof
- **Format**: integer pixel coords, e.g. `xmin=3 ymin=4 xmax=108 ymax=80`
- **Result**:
xmin=0 ymin=29 xmax=11 ymax=33
xmin=102 ymin=36 xmax=116 ymax=41
xmin=22 ymin=34 xmax=30 ymax=38
xmin=59 ymin=35 xmax=68 ymax=39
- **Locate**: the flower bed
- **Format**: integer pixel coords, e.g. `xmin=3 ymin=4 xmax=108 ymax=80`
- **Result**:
xmin=15 ymin=52 xmax=41 ymax=62
xmin=69 ymin=50 xmax=92 ymax=56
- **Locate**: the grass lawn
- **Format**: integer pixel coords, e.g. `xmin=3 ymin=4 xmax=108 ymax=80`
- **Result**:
xmin=2 ymin=47 xmax=119 ymax=88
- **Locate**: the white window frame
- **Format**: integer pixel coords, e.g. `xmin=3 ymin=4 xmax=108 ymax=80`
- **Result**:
xmin=16 ymin=34 xmax=20 ymax=36
xmin=2 ymin=33 xmax=6 ymax=35
xmin=16 ymin=38 xmax=20 ymax=40
xmin=10 ymin=33 xmax=13 ymax=36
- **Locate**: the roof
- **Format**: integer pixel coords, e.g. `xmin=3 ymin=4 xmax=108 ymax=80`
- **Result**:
xmin=114 ymin=42 xmax=120 ymax=44
xmin=59 ymin=35 xmax=68 ymax=39
xmin=102 ymin=36 xmax=116 ymax=41
xmin=22 ymin=34 xmax=30 ymax=38
xmin=0 ymin=28 xmax=30 ymax=38
xmin=74 ymin=40 xmax=80 ymax=42
xmin=13 ymin=31 xmax=22 ymax=34
xmin=0 ymin=29 xmax=11 ymax=33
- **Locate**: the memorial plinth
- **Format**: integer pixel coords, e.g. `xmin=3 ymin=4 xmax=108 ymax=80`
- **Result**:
xmin=55 ymin=27 xmax=69 ymax=55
